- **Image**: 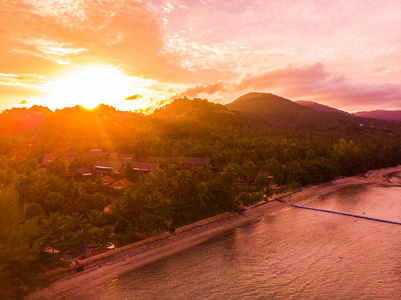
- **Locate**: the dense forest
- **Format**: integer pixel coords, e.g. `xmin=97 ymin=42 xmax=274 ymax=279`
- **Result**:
xmin=2 ymin=93 xmax=401 ymax=297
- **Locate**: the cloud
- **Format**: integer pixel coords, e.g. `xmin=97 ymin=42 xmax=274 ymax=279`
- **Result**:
xmin=234 ymin=63 xmax=401 ymax=111
xmin=0 ymin=73 xmax=47 ymax=89
xmin=125 ymin=94 xmax=143 ymax=101
xmin=0 ymin=1 xmax=194 ymax=81
xmin=19 ymin=99 xmax=28 ymax=105
xmin=176 ymin=81 xmax=225 ymax=98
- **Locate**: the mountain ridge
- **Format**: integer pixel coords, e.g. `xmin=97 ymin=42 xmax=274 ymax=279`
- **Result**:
xmin=354 ymin=110 xmax=401 ymax=121
xmin=296 ymin=100 xmax=350 ymax=115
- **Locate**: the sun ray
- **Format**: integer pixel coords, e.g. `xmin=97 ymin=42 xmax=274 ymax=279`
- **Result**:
xmin=43 ymin=66 xmax=153 ymax=110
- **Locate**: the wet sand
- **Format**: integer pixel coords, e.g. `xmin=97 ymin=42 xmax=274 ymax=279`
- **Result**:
xmin=28 ymin=166 xmax=401 ymax=299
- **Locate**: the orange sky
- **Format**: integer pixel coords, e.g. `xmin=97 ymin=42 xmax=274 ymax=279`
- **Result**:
xmin=1 ymin=0 xmax=401 ymax=113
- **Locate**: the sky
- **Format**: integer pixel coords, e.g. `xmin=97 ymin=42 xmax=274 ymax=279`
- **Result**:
xmin=0 ymin=0 xmax=400 ymax=113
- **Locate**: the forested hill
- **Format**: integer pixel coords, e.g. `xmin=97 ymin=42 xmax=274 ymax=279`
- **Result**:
xmin=3 ymin=94 xmax=401 ymax=297
xmin=295 ymin=100 xmax=350 ymax=115
xmin=225 ymin=92 xmax=401 ymax=138
xmin=354 ymin=110 xmax=401 ymax=121
xmin=1 ymin=94 xmax=401 ymax=149
xmin=150 ymin=97 xmax=263 ymax=137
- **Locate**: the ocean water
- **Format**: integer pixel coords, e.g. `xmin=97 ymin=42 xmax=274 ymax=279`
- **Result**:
xmin=74 ymin=179 xmax=401 ymax=299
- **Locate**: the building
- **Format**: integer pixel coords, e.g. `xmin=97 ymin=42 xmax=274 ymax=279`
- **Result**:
xmin=145 ymin=156 xmax=177 ymax=163
xmin=257 ymin=171 xmax=275 ymax=185
xmin=101 ymin=175 xmax=116 ymax=185
xmin=41 ymin=152 xmax=79 ymax=169
xmin=131 ymin=162 xmax=159 ymax=172
xmin=108 ymin=153 xmax=137 ymax=162
xmin=177 ymin=157 xmax=212 ymax=169
xmin=85 ymin=149 xmax=109 ymax=160
xmin=93 ymin=160 xmax=125 ymax=176
xmin=76 ymin=166 xmax=92 ymax=176
xmin=109 ymin=178 xmax=133 ymax=189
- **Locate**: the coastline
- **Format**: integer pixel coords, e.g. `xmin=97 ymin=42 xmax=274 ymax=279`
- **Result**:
xmin=28 ymin=165 xmax=401 ymax=299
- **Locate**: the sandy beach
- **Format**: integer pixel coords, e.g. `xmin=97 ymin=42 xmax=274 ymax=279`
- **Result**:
xmin=28 ymin=166 xmax=401 ymax=299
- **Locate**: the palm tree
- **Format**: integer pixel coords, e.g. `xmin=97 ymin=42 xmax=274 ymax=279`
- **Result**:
xmin=57 ymin=231 xmax=79 ymax=258
xmin=111 ymin=201 xmax=131 ymax=233
xmin=87 ymin=209 xmax=104 ymax=228
xmin=194 ymin=182 xmax=209 ymax=217
xmin=97 ymin=226 xmax=115 ymax=249
xmin=79 ymin=223 xmax=97 ymax=257
xmin=41 ymin=212 xmax=65 ymax=253
xmin=65 ymin=212 xmax=85 ymax=231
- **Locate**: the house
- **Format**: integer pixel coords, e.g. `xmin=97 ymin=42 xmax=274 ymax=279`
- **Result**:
xmin=145 ymin=156 xmax=176 ymax=163
xmin=64 ymin=152 xmax=79 ymax=159
xmin=85 ymin=149 xmax=109 ymax=160
xmin=93 ymin=160 xmax=125 ymax=176
xmin=76 ymin=166 xmax=92 ymax=176
xmin=131 ymin=162 xmax=159 ymax=172
xmin=109 ymin=178 xmax=133 ymax=189
xmin=41 ymin=153 xmax=56 ymax=165
xmin=102 ymin=175 xmax=116 ymax=185
xmin=41 ymin=152 xmax=79 ymax=169
xmin=103 ymin=202 xmax=115 ymax=214
xmin=177 ymin=157 xmax=212 ymax=169
xmin=108 ymin=153 xmax=137 ymax=162
xmin=257 ymin=171 xmax=275 ymax=185
xmin=145 ymin=156 xmax=211 ymax=169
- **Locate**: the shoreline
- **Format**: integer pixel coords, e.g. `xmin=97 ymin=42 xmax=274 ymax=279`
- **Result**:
xmin=28 ymin=165 xmax=401 ymax=299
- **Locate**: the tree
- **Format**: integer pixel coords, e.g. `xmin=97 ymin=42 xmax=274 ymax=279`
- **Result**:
xmin=97 ymin=226 xmax=115 ymax=249
xmin=0 ymin=188 xmax=41 ymax=297
xmin=40 ymin=212 xmax=65 ymax=253
xmin=79 ymin=223 xmax=97 ymax=257
xmin=47 ymin=157 xmax=67 ymax=178
xmin=65 ymin=212 xmax=85 ymax=231
xmin=87 ymin=209 xmax=104 ymax=228
xmin=194 ymin=182 xmax=209 ymax=217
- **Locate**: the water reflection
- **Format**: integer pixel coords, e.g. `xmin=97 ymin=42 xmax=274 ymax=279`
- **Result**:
xmin=75 ymin=184 xmax=401 ymax=299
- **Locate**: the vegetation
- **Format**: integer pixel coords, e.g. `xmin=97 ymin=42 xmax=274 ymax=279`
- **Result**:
xmin=1 ymin=93 xmax=401 ymax=296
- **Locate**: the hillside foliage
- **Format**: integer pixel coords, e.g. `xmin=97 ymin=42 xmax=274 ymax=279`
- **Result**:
xmin=1 ymin=93 xmax=401 ymax=296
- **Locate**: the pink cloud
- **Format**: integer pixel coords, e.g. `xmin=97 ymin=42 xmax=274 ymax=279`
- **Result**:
xmin=234 ymin=63 xmax=401 ymax=111
xmin=0 ymin=1 xmax=198 ymax=82
xmin=1 ymin=0 xmax=401 ymax=112
xmin=176 ymin=81 xmax=225 ymax=98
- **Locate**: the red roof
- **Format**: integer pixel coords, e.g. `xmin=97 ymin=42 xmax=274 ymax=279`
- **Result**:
xmin=94 ymin=160 xmax=125 ymax=172
xmin=76 ymin=166 xmax=92 ymax=175
xmin=85 ymin=151 xmax=109 ymax=158
xmin=179 ymin=157 xmax=211 ymax=165
xmin=145 ymin=156 xmax=176 ymax=163
xmin=109 ymin=153 xmax=136 ymax=161
xmin=102 ymin=175 xmax=116 ymax=185
xmin=131 ymin=162 xmax=159 ymax=171
xmin=109 ymin=179 xmax=133 ymax=189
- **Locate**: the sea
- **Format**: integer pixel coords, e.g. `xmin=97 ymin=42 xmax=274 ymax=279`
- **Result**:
xmin=74 ymin=172 xmax=401 ymax=299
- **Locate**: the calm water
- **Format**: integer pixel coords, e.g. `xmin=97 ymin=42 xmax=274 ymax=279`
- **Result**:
xmin=75 ymin=180 xmax=401 ymax=299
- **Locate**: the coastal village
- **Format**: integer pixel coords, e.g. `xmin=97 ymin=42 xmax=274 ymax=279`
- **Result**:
xmin=40 ymin=149 xmax=275 ymax=191
xmin=37 ymin=149 xmax=278 ymax=261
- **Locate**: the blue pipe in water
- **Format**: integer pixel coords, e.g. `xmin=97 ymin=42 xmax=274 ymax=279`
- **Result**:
xmin=291 ymin=204 xmax=401 ymax=226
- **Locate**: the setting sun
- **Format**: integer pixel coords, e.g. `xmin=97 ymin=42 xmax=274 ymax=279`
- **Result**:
xmin=45 ymin=66 xmax=150 ymax=110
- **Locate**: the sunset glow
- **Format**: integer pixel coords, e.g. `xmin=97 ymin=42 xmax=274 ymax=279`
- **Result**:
xmin=45 ymin=66 xmax=146 ymax=110
xmin=0 ymin=1 xmax=400 ymax=112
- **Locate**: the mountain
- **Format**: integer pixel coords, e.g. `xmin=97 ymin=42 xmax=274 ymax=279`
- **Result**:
xmin=151 ymin=97 xmax=232 ymax=119
xmin=0 ymin=105 xmax=52 ymax=136
xmin=150 ymin=97 xmax=261 ymax=137
xmin=225 ymin=92 xmax=399 ymax=138
xmin=226 ymin=93 xmax=314 ymax=118
xmin=354 ymin=110 xmax=401 ymax=122
xmin=296 ymin=100 xmax=350 ymax=115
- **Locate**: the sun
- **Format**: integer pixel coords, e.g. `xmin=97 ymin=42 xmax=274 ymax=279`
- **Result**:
xmin=45 ymin=66 xmax=150 ymax=110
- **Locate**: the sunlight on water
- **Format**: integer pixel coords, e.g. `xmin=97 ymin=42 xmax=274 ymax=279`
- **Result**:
xmin=75 ymin=182 xmax=401 ymax=299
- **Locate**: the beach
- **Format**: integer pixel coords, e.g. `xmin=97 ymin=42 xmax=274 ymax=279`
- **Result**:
xmin=28 ymin=166 xmax=401 ymax=299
